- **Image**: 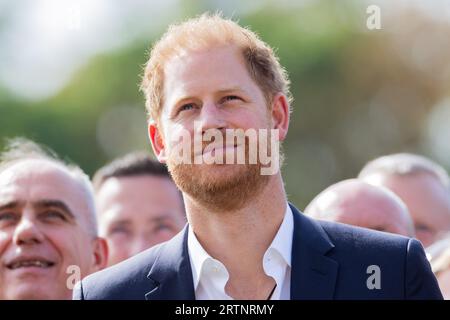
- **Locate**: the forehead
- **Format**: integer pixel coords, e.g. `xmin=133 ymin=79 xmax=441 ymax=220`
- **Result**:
xmin=97 ymin=175 xmax=182 ymax=213
xmin=364 ymin=172 xmax=450 ymax=226
xmin=0 ymin=160 xmax=88 ymax=210
xmin=371 ymin=173 xmax=449 ymax=208
xmin=335 ymin=185 xmax=406 ymax=221
xmin=163 ymin=46 xmax=260 ymax=104
xmin=341 ymin=198 xmax=402 ymax=222
xmin=337 ymin=203 xmax=407 ymax=233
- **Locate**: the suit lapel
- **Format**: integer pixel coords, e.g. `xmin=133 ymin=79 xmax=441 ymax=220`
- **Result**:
xmin=289 ymin=204 xmax=339 ymax=299
xmin=144 ymin=205 xmax=339 ymax=300
xmin=145 ymin=225 xmax=196 ymax=300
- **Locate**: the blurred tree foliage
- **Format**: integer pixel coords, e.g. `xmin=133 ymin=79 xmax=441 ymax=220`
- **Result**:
xmin=1 ymin=0 xmax=449 ymax=209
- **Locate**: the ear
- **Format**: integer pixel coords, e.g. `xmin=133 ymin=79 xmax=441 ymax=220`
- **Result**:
xmin=148 ymin=121 xmax=167 ymax=163
xmin=90 ymin=237 xmax=108 ymax=272
xmin=271 ymin=93 xmax=290 ymax=141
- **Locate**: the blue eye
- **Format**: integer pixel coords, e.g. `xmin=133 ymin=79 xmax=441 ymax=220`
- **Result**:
xmin=110 ymin=226 xmax=130 ymax=235
xmin=155 ymin=223 xmax=173 ymax=233
xmin=0 ymin=212 xmax=18 ymax=228
xmin=180 ymin=103 xmax=195 ymax=111
xmin=42 ymin=210 xmax=66 ymax=221
xmin=224 ymin=95 xmax=240 ymax=101
xmin=0 ymin=212 xmax=16 ymax=222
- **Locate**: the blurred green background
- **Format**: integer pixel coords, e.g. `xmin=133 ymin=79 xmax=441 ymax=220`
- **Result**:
xmin=1 ymin=0 xmax=450 ymax=209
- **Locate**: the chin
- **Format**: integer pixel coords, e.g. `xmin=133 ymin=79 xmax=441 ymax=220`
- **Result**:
xmin=198 ymin=165 xmax=252 ymax=191
xmin=201 ymin=162 xmax=244 ymax=177
xmin=6 ymin=286 xmax=68 ymax=300
xmin=170 ymin=161 xmax=267 ymax=212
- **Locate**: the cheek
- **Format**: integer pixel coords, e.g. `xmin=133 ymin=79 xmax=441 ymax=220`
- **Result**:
xmin=45 ymin=228 xmax=92 ymax=267
xmin=164 ymin=126 xmax=194 ymax=153
xmin=155 ymin=229 xmax=178 ymax=242
xmin=107 ymin=238 xmax=131 ymax=260
xmin=0 ymin=232 xmax=11 ymax=284
xmin=0 ymin=231 xmax=11 ymax=254
xmin=395 ymin=225 xmax=410 ymax=237
xmin=415 ymin=230 xmax=434 ymax=247
xmin=230 ymin=109 xmax=266 ymax=128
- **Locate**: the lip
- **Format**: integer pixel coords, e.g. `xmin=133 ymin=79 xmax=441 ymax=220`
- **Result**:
xmin=5 ymin=256 xmax=56 ymax=271
xmin=201 ymin=144 xmax=238 ymax=154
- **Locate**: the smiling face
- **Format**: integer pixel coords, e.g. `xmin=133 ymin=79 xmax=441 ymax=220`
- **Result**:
xmin=0 ymin=160 xmax=103 ymax=299
xmin=96 ymin=175 xmax=185 ymax=266
xmin=149 ymin=45 xmax=289 ymax=211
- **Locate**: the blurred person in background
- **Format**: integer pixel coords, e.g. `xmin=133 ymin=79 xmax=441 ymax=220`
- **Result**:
xmin=359 ymin=153 xmax=450 ymax=247
xmin=426 ymin=231 xmax=450 ymax=260
xmin=0 ymin=138 xmax=107 ymax=299
xmin=93 ymin=152 xmax=185 ymax=267
xmin=304 ymin=179 xmax=415 ymax=237
xmin=430 ymin=236 xmax=450 ymax=299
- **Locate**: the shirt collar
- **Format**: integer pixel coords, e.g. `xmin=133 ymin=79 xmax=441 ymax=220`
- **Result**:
xmin=188 ymin=203 xmax=294 ymax=291
xmin=188 ymin=222 xmax=220 ymax=290
xmin=267 ymin=204 xmax=293 ymax=268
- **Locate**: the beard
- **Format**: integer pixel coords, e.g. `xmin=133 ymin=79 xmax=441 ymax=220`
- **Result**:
xmin=169 ymin=162 xmax=269 ymax=212
xmin=166 ymin=134 xmax=274 ymax=212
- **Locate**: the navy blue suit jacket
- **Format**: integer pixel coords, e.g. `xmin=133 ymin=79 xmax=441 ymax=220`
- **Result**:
xmin=73 ymin=204 xmax=442 ymax=299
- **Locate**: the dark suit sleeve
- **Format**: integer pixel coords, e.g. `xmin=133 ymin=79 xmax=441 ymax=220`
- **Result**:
xmin=72 ymin=280 xmax=85 ymax=300
xmin=405 ymin=238 xmax=443 ymax=299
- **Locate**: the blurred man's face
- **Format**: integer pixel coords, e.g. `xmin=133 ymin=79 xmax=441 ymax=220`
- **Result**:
xmin=151 ymin=45 xmax=279 ymax=211
xmin=331 ymin=195 xmax=413 ymax=237
xmin=363 ymin=172 xmax=450 ymax=247
xmin=0 ymin=160 xmax=102 ymax=299
xmin=305 ymin=180 xmax=414 ymax=237
xmin=96 ymin=175 xmax=185 ymax=266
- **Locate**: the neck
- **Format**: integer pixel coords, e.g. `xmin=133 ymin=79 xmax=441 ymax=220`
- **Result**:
xmin=185 ymin=173 xmax=287 ymax=298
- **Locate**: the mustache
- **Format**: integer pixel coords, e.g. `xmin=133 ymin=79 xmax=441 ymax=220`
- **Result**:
xmin=172 ymin=135 xmax=252 ymax=161
xmin=166 ymin=127 xmax=280 ymax=175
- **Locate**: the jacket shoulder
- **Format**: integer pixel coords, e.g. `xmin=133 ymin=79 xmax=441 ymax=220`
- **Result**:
xmin=317 ymin=219 xmax=411 ymax=268
xmin=319 ymin=219 xmax=410 ymax=252
xmin=74 ymin=242 xmax=164 ymax=300
xmin=315 ymin=219 xmax=442 ymax=299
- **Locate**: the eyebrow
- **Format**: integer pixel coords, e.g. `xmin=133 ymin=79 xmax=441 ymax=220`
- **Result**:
xmin=108 ymin=214 xmax=175 ymax=226
xmin=0 ymin=201 xmax=22 ymax=211
xmin=216 ymin=87 xmax=248 ymax=95
xmin=148 ymin=214 xmax=183 ymax=225
xmin=173 ymin=87 xmax=249 ymax=107
xmin=149 ymin=215 xmax=172 ymax=223
xmin=110 ymin=219 xmax=131 ymax=227
xmin=34 ymin=199 xmax=75 ymax=220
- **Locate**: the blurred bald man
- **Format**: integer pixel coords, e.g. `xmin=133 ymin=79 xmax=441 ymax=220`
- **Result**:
xmin=305 ymin=179 xmax=415 ymax=237
xmin=359 ymin=153 xmax=450 ymax=247
xmin=0 ymin=138 xmax=107 ymax=299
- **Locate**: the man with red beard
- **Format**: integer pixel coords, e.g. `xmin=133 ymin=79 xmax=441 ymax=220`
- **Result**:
xmin=74 ymin=13 xmax=442 ymax=300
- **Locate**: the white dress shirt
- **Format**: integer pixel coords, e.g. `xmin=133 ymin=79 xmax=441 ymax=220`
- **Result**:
xmin=187 ymin=204 xmax=294 ymax=300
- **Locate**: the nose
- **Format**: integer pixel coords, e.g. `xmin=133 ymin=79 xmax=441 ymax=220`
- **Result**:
xmin=197 ymin=101 xmax=227 ymax=134
xmin=13 ymin=216 xmax=44 ymax=246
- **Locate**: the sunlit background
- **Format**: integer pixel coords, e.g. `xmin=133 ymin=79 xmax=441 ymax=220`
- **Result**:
xmin=1 ymin=0 xmax=450 ymax=208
